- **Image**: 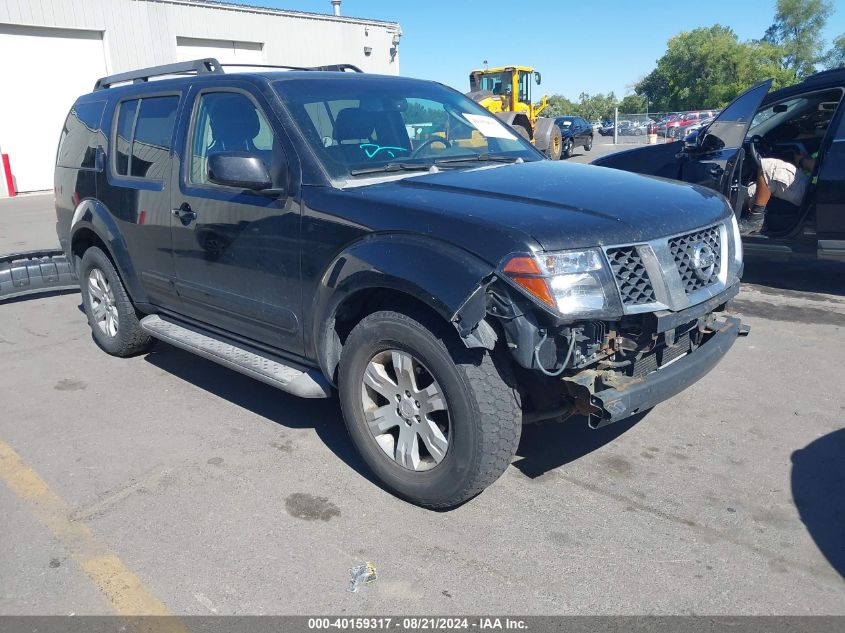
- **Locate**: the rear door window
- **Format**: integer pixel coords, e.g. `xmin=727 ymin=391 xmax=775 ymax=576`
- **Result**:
xmin=113 ymin=95 xmax=179 ymax=180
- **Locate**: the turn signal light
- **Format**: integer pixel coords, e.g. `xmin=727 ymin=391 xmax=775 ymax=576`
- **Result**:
xmin=502 ymin=256 xmax=555 ymax=308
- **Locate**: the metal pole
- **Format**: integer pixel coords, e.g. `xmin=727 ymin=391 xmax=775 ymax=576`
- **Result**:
xmin=331 ymin=0 xmax=341 ymax=16
xmin=613 ymin=107 xmax=618 ymax=145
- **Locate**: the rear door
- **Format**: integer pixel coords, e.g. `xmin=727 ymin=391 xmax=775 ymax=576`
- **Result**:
xmin=593 ymin=80 xmax=772 ymax=202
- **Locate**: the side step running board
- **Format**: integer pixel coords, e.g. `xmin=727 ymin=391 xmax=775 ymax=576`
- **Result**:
xmin=0 ymin=249 xmax=79 ymax=301
xmin=140 ymin=315 xmax=332 ymax=399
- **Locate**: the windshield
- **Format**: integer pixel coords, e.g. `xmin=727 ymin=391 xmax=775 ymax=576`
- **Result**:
xmin=274 ymin=76 xmax=539 ymax=180
xmin=478 ymin=72 xmax=512 ymax=96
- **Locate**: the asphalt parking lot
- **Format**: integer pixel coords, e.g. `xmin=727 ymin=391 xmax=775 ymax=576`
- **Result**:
xmin=1 ymin=186 xmax=844 ymax=615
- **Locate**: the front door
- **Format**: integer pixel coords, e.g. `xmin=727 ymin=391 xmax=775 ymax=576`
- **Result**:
xmin=593 ymin=80 xmax=772 ymax=204
xmin=169 ymin=85 xmax=303 ymax=355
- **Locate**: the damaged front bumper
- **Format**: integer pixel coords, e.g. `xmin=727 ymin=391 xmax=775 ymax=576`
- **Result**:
xmin=567 ymin=316 xmax=742 ymax=427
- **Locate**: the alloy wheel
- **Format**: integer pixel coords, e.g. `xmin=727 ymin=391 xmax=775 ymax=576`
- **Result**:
xmin=360 ymin=349 xmax=450 ymax=471
xmin=87 ymin=268 xmax=119 ymax=337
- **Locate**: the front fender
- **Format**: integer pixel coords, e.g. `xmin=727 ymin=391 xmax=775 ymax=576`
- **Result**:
xmin=311 ymin=233 xmax=495 ymax=378
xmin=70 ymin=198 xmax=147 ymax=304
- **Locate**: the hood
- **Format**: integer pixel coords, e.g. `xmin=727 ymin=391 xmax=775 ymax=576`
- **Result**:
xmin=354 ymin=160 xmax=732 ymax=253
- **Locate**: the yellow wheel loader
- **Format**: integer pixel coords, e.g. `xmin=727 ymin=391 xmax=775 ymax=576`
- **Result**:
xmin=467 ymin=65 xmax=563 ymax=160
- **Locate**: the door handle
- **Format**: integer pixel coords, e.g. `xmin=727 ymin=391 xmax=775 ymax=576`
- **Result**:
xmin=171 ymin=203 xmax=197 ymax=225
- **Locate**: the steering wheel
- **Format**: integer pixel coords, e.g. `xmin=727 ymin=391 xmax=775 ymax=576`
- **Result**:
xmin=409 ymin=136 xmax=452 ymax=158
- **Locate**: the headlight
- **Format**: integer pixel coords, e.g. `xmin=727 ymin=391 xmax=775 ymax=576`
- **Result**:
xmin=502 ymin=249 xmax=622 ymax=318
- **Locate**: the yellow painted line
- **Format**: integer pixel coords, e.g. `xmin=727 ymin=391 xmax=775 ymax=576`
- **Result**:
xmin=0 ymin=440 xmax=188 ymax=628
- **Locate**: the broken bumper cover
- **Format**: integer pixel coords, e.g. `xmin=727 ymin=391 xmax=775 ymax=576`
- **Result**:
xmin=589 ymin=316 xmax=742 ymax=427
xmin=0 ymin=249 xmax=79 ymax=301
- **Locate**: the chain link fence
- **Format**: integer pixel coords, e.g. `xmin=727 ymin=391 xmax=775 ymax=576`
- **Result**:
xmin=596 ymin=109 xmax=722 ymax=145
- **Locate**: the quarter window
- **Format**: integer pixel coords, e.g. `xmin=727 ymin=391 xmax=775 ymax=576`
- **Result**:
xmin=113 ymin=96 xmax=179 ymax=180
xmin=56 ymin=100 xmax=107 ymax=170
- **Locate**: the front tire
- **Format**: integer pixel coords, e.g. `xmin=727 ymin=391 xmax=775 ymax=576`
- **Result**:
xmin=545 ymin=126 xmax=563 ymax=160
xmin=584 ymin=136 xmax=593 ymax=151
xmin=79 ymin=247 xmax=154 ymax=357
xmin=338 ymin=310 xmax=521 ymax=509
xmin=562 ymin=138 xmax=574 ymax=159
xmin=512 ymin=123 xmax=531 ymax=141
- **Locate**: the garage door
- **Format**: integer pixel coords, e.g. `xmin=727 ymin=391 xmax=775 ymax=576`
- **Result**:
xmin=0 ymin=24 xmax=107 ymax=193
xmin=176 ymin=37 xmax=264 ymax=66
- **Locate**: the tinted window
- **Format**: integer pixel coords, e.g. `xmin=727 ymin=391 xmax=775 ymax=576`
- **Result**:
xmin=130 ymin=96 xmax=178 ymax=179
xmin=114 ymin=99 xmax=139 ymax=176
xmin=702 ymin=81 xmax=771 ymax=150
xmin=189 ymin=92 xmax=276 ymax=186
xmin=56 ymin=101 xmax=107 ymax=170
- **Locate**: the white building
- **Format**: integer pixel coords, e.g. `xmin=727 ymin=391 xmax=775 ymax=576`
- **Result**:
xmin=0 ymin=0 xmax=401 ymax=192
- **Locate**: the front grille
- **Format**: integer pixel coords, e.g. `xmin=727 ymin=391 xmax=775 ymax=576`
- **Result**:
xmin=669 ymin=225 xmax=721 ymax=293
xmin=606 ymin=246 xmax=656 ymax=306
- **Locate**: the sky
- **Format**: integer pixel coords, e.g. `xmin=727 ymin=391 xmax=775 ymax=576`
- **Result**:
xmin=235 ymin=0 xmax=845 ymax=99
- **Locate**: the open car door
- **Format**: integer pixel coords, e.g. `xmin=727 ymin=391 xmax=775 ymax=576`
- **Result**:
xmin=593 ymin=80 xmax=773 ymax=206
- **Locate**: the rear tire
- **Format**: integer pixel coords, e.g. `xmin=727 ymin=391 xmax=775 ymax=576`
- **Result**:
xmin=79 ymin=246 xmax=154 ymax=357
xmin=338 ymin=310 xmax=521 ymax=509
xmin=585 ymin=136 xmax=593 ymax=151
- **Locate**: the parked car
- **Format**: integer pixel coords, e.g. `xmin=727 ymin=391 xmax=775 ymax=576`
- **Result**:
xmin=593 ymin=69 xmax=845 ymax=263
xmin=553 ymin=116 xmax=594 ymax=157
xmin=598 ymin=121 xmax=616 ymax=136
xmin=682 ymin=116 xmax=715 ymax=141
xmin=599 ymin=120 xmax=631 ymax=136
xmin=655 ymin=113 xmax=683 ymax=136
xmin=667 ymin=111 xmax=718 ymax=137
xmin=56 ymin=59 xmax=746 ymax=508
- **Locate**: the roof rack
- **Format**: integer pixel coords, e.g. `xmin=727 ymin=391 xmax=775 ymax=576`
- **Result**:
xmin=94 ymin=58 xmax=223 ymax=90
xmin=220 ymin=62 xmax=364 ymax=73
xmin=93 ymin=58 xmax=365 ymax=91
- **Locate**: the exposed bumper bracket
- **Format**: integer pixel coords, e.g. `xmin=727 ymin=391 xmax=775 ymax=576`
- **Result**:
xmin=569 ymin=316 xmax=742 ymax=428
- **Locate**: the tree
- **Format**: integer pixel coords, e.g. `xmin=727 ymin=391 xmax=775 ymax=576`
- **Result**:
xmin=541 ymin=94 xmax=579 ymax=118
xmin=618 ymin=94 xmax=648 ymax=115
xmin=575 ymin=92 xmax=618 ymax=122
xmin=635 ymin=25 xmax=793 ymax=111
xmin=537 ymin=92 xmax=618 ymax=122
xmin=764 ymin=0 xmax=834 ymax=79
xmin=824 ymin=33 xmax=845 ymax=69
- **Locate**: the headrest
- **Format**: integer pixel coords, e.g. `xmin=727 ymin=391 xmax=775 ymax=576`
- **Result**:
xmin=335 ymin=108 xmax=376 ymax=142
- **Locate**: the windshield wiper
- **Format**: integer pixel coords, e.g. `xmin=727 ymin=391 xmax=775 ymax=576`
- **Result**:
xmin=348 ymin=162 xmax=436 ymax=176
xmin=434 ymin=154 xmax=525 ymax=165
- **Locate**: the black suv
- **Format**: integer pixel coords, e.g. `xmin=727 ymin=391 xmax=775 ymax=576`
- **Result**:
xmin=56 ymin=59 xmax=745 ymax=508
xmin=594 ymin=69 xmax=845 ymax=263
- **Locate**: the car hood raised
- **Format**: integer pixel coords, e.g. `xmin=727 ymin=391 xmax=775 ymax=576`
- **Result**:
xmin=357 ymin=160 xmax=732 ymax=253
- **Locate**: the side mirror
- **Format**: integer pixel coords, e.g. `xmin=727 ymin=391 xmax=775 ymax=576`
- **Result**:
xmin=534 ymin=72 xmax=541 ymax=85
xmin=207 ymin=152 xmax=272 ymax=191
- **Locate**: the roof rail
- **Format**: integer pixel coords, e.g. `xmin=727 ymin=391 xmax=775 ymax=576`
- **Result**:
xmin=94 ymin=58 xmax=223 ymax=90
xmin=221 ymin=62 xmax=364 ymax=73
xmin=311 ymin=63 xmax=364 ymax=73
xmin=803 ymin=67 xmax=845 ymax=84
